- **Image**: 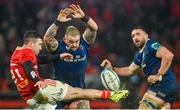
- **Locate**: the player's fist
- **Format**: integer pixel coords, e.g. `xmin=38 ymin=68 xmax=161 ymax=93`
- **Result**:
xmin=69 ymin=4 xmax=85 ymax=19
xmin=100 ymin=59 xmax=113 ymax=69
xmin=60 ymin=53 xmax=73 ymax=60
xmin=147 ymin=75 xmax=159 ymax=85
xmin=57 ymin=8 xmax=71 ymax=22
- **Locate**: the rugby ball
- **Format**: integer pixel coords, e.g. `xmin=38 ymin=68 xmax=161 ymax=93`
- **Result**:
xmin=101 ymin=68 xmax=120 ymax=91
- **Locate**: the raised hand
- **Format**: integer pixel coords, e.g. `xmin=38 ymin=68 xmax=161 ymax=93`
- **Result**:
xmin=100 ymin=59 xmax=113 ymax=69
xmin=69 ymin=4 xmax=85 ymax=19
xmin=57 ymin=8 xmax=72 ymax=22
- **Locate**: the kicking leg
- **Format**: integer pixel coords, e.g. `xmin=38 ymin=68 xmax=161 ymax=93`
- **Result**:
xmin=64 ymin=85 xmax=129 ymax=103
xmin=39 ymin=80 xmax=129 ymax=103
xmin=64 ymin=86 xmax=102 ymax=100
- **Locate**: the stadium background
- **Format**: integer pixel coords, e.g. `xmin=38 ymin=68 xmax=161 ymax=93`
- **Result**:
xmin=0 ymin=0 xmax=180 ymax=109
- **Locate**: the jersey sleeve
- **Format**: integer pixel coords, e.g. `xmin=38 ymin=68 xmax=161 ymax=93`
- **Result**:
xmin=146 ymin=41 xmax=161 ymax=56
xmin=21 ymin=49 xmax=35 ymax=64
xmin=133 ymin=52 xmax=141 ymax=66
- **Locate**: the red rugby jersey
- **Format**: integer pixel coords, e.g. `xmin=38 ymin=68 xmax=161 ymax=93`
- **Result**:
xmin=10 ymin=47 xmax=42 ymax=101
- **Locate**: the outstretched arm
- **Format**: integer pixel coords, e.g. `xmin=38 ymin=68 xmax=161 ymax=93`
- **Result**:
xmin=69 ymin=4 xmax=98 ymax=44
xmin=100 ymin=59 xmax=139 ymax=76
xmin=44 ymin=8 xmax=72 ymax=52
xmin=37 ymin=53 xmax=73 ymax=64
xmin=113 ymin=63 xmax=139 ymax=76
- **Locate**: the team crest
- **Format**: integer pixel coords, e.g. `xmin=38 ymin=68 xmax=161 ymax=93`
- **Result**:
xmin=151 ymin=42 xmax=161 ymax=50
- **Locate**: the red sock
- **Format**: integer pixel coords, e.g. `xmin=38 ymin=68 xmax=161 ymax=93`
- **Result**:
xmin=101 ymin=90 xmax=111 ymax=99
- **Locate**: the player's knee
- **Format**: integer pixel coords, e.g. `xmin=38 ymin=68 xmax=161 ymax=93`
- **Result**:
xmin=138 ymin=98 xmax=159 ymax=109
xmin=138 ymin=99 xmax=149 ymax=109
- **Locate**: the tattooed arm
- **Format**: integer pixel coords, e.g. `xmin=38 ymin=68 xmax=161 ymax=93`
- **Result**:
xmin=44 ymin=8 xmax=72 ymax=52
xmin=69 ymin=4 xmax=98 ymax=44
xmin=44 ymin=24 xmax=59 ymax=52
xmin=82 ymin=18 xmax=98 ymax=44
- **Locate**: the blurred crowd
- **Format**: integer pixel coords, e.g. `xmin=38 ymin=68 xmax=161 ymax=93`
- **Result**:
xmin=0 ymin=0 xmax=179 ymax=108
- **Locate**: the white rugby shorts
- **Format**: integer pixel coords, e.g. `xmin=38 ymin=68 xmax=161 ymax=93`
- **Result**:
xmin=39 ymin=80 xmax=69 ymax=102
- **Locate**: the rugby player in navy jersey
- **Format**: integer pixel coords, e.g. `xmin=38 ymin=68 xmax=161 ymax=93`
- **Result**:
xmin=101 ymin=26 xmax=179 ymax=109
xmin=43 ymin=4 xmax=98 ymax=109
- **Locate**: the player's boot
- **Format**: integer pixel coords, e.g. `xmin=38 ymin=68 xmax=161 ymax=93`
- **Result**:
xmin=110 ymin=90 xmax=129 ymax=103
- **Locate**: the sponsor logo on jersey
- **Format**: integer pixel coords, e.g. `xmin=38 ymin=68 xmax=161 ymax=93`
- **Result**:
xmin=64 ymin=55 xmax=86 ymax=62
xmin=76 ymin=55 xmax=80 ymax=59
xmin=157 ymin=92 xmax=166 ymax=97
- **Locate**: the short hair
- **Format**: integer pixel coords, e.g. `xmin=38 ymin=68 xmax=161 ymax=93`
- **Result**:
xmin=23 ymin=31 xmax=42 ymax=44
xmin=65 ymin=26 xmax=80 ymax=37
xmin=131 ymin=25 xmax=148 ymax=34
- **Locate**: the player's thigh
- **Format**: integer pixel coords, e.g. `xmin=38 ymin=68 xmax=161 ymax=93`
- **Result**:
xmin=138 ymin=92 xmax=163 ymax=109
xmin=64 ymin=86 xmax=84 ymax=100
xmin=40 ymin=80 xmax=69 ymax=101
xmin=138 ymin=99 xmax=149 ymax=109
xmin=138 ymin=98 xmax=157 ymax=109
xmin=145 ymin=91 xmax=165 ymax=105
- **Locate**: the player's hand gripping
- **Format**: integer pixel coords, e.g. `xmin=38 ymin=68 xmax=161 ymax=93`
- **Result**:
xmin=34 ymin=80 xmax=48 ymax=89
xmin=100 ymin=59 xmax=113 ymax=69
xmin=44 ymin=79 xmax=57 ymax=86
xmin=60 ymin=53 xmax=73 ymax=60
xmin=69 ymin=4 xmax=85 ymax=19
xmin=57 ymin=8 xmax=71 ymax=22
xmin=147 ymin=75 xmax=159 ymax=85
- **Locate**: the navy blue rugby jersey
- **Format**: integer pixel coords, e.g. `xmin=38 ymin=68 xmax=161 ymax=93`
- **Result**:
xmin=52 ymin=37 xmax=89 ymax=88
xmin=133 ymin=39 xmax=178 ymax=92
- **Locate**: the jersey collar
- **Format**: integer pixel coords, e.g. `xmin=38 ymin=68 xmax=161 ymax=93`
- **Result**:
xmin=139 ymin=39 xmax=150 ymax=53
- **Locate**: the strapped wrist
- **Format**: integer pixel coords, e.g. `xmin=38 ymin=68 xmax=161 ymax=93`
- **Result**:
xmin=157 ymin=75 xmax=162 ymax=81
xmin=54 ymin=20 xmax=62 ymax=26
xmin=81 ymin=15 xmax=90 ymax=23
